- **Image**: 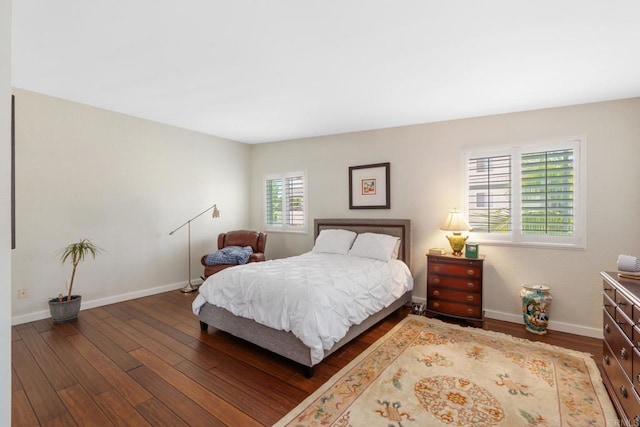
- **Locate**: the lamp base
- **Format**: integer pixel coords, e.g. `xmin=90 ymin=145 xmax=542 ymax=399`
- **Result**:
xmin=180 ymin=282 xmax=201 ymax=293
xmin=446 ymin=232 xmax=468 ymax=257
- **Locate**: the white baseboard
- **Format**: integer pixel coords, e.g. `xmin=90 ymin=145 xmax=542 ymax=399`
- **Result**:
xmin=11 ymin=281 xmax=190 ymax=326
xmin=484 ymin=309 xmax=602 ymax=339
xmin=410 ymin=296 xmax=602 ymax=339
xmin=13 ymin=287 xmax=603 ymax=341
xmin=411 ymin=295 xmax=426 ymax=304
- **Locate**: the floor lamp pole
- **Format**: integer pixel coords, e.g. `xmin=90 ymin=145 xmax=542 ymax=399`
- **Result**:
xmin=169 ymin=204 xmax=220 ymax=293
xmin=182 ymin=220 xmax=197 ymax=293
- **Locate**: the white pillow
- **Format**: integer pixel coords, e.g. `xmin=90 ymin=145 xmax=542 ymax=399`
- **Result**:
xmin=312 ymin=229 xmax=357 ymax=255
xmin=390 ymin=239 xmax=401 ymax=260
xmin=348 ymin=232 xmax=401 ymax=261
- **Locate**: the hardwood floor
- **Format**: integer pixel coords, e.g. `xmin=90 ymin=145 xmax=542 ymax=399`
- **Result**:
xmin=12 ymin=291 xmax=604 ymax=426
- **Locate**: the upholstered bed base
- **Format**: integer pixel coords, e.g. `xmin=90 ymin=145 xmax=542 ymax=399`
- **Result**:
xmin=198 ymin=218 xmax=413 ymax=377
xmin=199 ymin=290 xmax=412 ymax=376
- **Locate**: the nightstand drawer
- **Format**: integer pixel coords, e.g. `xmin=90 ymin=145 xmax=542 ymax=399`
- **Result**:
xmin=428 ymin=287 xmax=481 ymax=305
xmin=429 ymin=262 xmax=482 ymax=278
xmin=427 ymin=299 xmax=482 ymax=319
xmin=428 ymin=275 xmax=481 ymax=292
xmin=426 ymin=254 xmax=485 ymax=324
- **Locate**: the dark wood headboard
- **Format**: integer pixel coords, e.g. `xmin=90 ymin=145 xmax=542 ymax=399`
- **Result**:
xmin=313 ymin=218 xmax=412 ymax=270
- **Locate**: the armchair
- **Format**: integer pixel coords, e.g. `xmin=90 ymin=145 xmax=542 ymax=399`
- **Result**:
xmin=201 ymin=230 xmax=267 ymax=279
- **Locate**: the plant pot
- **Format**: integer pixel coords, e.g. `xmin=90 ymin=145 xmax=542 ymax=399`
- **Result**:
xmin=48 ymin=295 xmax=82 ymax=323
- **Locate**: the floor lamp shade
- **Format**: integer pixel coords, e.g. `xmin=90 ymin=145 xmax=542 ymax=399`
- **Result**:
xmin=169 ymin=204 xmax=220 ymax=293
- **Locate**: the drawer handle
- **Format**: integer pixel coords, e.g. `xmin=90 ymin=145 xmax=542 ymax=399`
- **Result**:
xmin=433 ymin=290 xmax=440 ymax=296
xmin=637 ymin=373 xmax=640 ymax=385
xmin=434 ymin=266 xmax=441 ymax=272
xmin=618 ymin=300 xmax=627 ymax=306
xmin=635 ymin=415 xmax=640 ymax=427
xmin=620 ymin=385 xmax=628 ymax=398
xmin=467 ymin=308 xmax=473 ymax=314
xmin=433 ymin=302 xmax=440 ymax=308
xmin=604 ymin=355 xmax=610 ymax=365
xmin=604 ymin=324 xmax=610 ymax=333
xmin=466 ymin=295 xmax=474 ymax=302
xmin=466 ymin=269 xmax=475 ymax=276
xmin=434 ymin=278 xmax=440 ymax=284
xmin=466 ymin=282 xmax=474 ymax=289
xmin=621 ymin=348 xmax=628 ymax=359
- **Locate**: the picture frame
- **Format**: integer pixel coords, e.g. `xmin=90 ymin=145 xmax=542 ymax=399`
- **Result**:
xmin=349 ymin=162 xmax=390 ymax=209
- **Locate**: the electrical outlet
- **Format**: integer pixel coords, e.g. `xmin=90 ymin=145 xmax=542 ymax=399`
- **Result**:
xmin=18 ymin=288 xmax=28 ymax=299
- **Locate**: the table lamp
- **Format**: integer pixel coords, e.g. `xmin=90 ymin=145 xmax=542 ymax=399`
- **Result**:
xmin=440 ymin=208 xmax=472 ymax=256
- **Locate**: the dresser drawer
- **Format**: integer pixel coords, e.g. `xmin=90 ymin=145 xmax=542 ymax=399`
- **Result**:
xmin=604 ymin=310 xmax=634 ymax=380
xmin=427 ymin=299 xmax=482 ymax=319
xmin=604 ymin=342 xmax=640 ymax=425
xmin=604 ymin=293 xmax=617 ymax=318
xmin=429 ymin=262 xmax=482 ymax=278
xmin=633 ymin=348 xmax=640 ymax=390
xmin=616 ymin=306 xmax=635 ymax=340
xmin=428 ymin=287 xmax=481 ymax=306
xmin=604 ymin=280 xmax=616 ymax=302
xmin=633 ymin=326 xmax=640 ymax=349
xmin=428 ymin=275 xmax=481 ymax=292
xmin=617 ymin=291 xmax=635 ymax=321
xmin=634 ymin=305 xmax=640 ymax=328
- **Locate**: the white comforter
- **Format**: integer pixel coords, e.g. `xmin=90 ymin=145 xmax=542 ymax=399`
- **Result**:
xmin=192 ymin=252 xmax=413 ymax=365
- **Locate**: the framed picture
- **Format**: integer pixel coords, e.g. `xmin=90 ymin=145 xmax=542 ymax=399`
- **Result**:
xmin=349 ymin=162 xmax=390 ymax=209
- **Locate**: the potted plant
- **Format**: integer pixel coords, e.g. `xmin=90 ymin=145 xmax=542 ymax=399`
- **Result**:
xmin=49 ymin=238 xmax=102 ymax=323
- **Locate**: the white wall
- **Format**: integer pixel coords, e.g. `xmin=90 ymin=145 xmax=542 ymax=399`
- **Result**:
xmin=250 ymin=98 xmax=640 ymax=337
xmin=11 ymin=89 xmax=251 ymax=322
xmin=1 ymin=0 xmax=12 ymax=423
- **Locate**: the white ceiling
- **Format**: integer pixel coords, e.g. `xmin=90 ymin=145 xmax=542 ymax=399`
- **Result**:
xmin=11 ymin=1 xmax=640 ymax=144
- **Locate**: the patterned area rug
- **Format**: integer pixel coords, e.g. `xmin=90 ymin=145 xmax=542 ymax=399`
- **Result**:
xmin=275 ymin=315 xmax=616 ymax=426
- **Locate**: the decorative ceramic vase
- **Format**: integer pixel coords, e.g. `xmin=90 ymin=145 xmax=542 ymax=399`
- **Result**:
xmin=520 ymin=285 xmax=552 ymax=335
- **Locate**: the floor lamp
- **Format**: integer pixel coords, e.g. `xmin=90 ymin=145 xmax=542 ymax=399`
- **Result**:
xmin=169 ymin=203 xmax=220 ymax=293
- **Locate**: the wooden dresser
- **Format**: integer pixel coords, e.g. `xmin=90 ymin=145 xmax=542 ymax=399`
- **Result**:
xmin=426 ymin=253 xmax=485 ymax=326
xmin=602 ymin=271 xmax=640 ymax=425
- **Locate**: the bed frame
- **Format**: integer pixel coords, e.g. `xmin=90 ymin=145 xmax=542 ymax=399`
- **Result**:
xmin=198 ymin=218 xmax=413 ymax=377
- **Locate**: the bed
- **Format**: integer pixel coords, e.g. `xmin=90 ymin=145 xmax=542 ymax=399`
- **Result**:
xmin=192 ymin=218 xmax=413 ymax=377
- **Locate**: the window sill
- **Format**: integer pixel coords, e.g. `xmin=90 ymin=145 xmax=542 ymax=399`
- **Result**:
xmin=471 ymin=240 xmax=586 ymax=251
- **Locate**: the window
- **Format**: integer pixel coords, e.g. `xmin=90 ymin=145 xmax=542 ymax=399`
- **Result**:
xmin=264 ymin=171 xmax=307 ymax=232
xmin=463 ymin=137 xmax=585 ymax=248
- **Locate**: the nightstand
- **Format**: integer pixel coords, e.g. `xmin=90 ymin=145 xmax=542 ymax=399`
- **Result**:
xmin=426 ymin=253 xmax=485 ymax=326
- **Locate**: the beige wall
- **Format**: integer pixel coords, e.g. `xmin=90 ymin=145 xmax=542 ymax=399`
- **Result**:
xmin=11 ymin=89 xmax=251 ymax=323
xmin=250 ymin=98 xmax=640 ymax=337
xmin=1 ymin=0 xmax=12 ymax=422
xmin=9 ymin=86 xmax=640 ymax=340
